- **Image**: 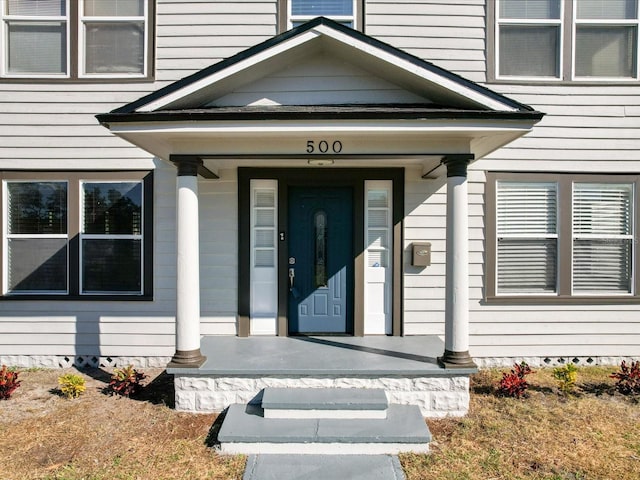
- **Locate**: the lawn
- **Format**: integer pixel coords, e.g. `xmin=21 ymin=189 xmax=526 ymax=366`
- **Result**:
xmin=0 ymin=366 xmax=638 ymax=480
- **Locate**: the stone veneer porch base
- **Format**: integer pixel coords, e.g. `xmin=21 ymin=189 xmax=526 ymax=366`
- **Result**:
xmin=173 ymin=375 xmax=470 ymax=418
xmin=169 ymin=335 xmax=475 ymax=417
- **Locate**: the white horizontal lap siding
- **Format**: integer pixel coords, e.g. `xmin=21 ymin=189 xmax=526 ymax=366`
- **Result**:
xmin=481 ymin=85 xmax=640 ymax=168
xmin=366 ymin=0 xmax=487 ymax=83
xmin=472 ymin=78 xmax=640 ymax=358
xmin=198 ymin=169 xmax=239 ymax=335
xmin=211 ymin=53 xmax=428 ymax=106
xmin=156 ymin=0 xmax=277 ymax=81
xmin=0 ymin=161 xmax=176 ymax=358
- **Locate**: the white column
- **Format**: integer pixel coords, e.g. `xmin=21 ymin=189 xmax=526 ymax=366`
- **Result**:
xmin=439 ymin=156 xmax=476 ymax=369
xmin=170 ymin=159 xmax=205 ymax=367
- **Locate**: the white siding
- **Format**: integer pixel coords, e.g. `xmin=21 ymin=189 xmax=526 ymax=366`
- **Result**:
xmin=1 ymin=0 xmax=639 ymax=362
xmin=0 ymin=162 xmax=239 ymax=359
xmin=366 ymin=0 xmax=487 ymax=83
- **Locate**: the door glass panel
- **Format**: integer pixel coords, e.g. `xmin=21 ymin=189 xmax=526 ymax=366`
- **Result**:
xmin=314 ymin=210 xmax=327 ymax=288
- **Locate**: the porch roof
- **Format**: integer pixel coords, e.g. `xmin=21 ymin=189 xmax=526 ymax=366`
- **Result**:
xmin=167 ymin=335 xmax=477 ymax=376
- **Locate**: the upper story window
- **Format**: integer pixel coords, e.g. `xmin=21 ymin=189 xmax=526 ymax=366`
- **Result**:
xmin=492 ymin=0 xmax=639 ymax=81
xmin=281 ymin=0 xmax=361 ymax=31
xmin=1 ymin=0 xmax=153 ymax=80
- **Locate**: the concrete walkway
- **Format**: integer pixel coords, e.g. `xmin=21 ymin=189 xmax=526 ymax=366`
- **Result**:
xmin=243 ymin=454 xmax=406 ymax=480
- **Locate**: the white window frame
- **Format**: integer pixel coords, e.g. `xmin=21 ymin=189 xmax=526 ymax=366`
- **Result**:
xmin=0 ymin=0 xmax=71 ymax=78
xmin=364 ymin=180 xmax=393 ymax=334
xmin=571 ymin=182 xmax=635 ymax=295
xmin=572 ymin=2 xmax=640 ymax=81
xmin=288 ymin=0 xmax=358 ymax=29
xmin=78 ymin=0 xmax=148 ymax=79
xmin=494 ymin=0 xmax=565 ymax=81
xmin=493 ymin=0 xmax=640 ymax=81
xmin=1 ymin=0 xmax=151 ymax=79
xmin=79 ymin=179 xmax=144 ymax=295
xmin=495 ymin=181 xmax=559 ymax=296
xmin=249 ymin=179 xmax=278 ymax=335
xmin=488 ymin=173 xmax=640 ymax=302
xmin=3 ymin=179 xmax=69 ymax=295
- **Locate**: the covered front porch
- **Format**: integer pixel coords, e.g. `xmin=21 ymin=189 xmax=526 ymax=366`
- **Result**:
xmin=168 ymin=335 xmax=476 ymax=417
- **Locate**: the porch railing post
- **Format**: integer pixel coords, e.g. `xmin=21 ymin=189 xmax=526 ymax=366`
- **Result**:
xmin=169 ymin=158 xmax=206 ymax=367
xmin=438 ymin=155 xmax=477 ymax=369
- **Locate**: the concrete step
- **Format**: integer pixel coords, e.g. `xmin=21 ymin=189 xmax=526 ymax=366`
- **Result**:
xmin=243 ymin=454 xmax=406 ymax=480
xmin=261 ymin=387 xmax=389 ymax=419
xmin=218 ymin=403 xmax=431 ymax=455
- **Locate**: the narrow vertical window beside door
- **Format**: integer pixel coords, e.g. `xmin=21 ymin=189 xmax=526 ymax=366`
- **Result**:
xmin=314 ymin=210 xmax=327 ymax=288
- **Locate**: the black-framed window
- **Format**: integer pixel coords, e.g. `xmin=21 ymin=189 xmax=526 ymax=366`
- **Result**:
xmin=486 ymin=172 xmax=640 ymax=303
xmin=1 ymin=171 xmax=153 ymax=299
xmin=279 ymin=0 xmax=364 ymax=31
xmin=490 ymin=0 xmax=640 ymax=81
xmin=1 ymin=0 xmax=154 ymax=80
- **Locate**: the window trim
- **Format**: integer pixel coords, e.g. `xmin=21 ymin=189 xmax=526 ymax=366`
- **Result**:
xmin=278 ymin=0 xmax=365 ymax=33
xmin=0 ymin=0 xmax=155 ymax=82
xmin=0 ymin=171 xmax=153 ymax=301
xmin=486 ymin=172 xmax=640 ymax=304
xmin=488 ymin=0 xmax=640 ymax=84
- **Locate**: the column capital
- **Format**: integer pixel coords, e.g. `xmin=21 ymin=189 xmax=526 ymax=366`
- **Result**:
xmin=171 ymin=155 xmax=202 ymax=177
xmin=443 ymin=154 xmax=474 ymax=178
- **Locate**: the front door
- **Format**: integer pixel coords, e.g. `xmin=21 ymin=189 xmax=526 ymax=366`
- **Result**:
xmin=288 ymin=187 xmax=353 ymax=334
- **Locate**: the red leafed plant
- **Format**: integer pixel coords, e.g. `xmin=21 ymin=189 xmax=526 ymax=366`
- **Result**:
xmin=497 ymin=361 xmax=534 ymax=398
xmin=610 ymin=360 xmax=640 ymax=396
xmin=0 ymin=365 xmax=21 ymax=400
xmin=107 ymin=365 xmax=146 ymax=397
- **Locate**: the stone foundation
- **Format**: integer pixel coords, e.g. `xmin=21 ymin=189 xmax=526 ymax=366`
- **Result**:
xmin=475 ymin=356 xmax=640 ymax=368
xmin=173 ymin=374 xmax=471 ymax=418
xmin=0 ymin=355 xmax=172 ymax=369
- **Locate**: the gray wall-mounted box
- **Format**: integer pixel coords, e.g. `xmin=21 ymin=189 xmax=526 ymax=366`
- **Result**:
xmin=411 ymin=242 xmax=431 ymax=267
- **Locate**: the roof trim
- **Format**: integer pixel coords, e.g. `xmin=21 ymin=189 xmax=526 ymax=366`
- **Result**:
xmin=97 ymin=105 xmax=544 ymax=125
xmin=107 ymin=17 xmax=536 ymax=116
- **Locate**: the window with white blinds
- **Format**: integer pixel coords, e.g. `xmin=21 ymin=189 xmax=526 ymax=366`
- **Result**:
xmin=496 ymin=181 xmax=558 ymax=294
xmin=287 ymin=0 xmax=358 ymax=28
xmin=1 ymin=0 xmax=151 ymax=79
xmin=493 ymin=0 xmax=640 ymax=80
xmin=572 ymin=183 xmax=633 ymax=294
xmin=491 ymin=175 xmax=637 ymax=300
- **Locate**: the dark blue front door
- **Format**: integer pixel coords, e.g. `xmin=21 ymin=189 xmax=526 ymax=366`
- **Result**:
xmin=288 ymin=187 xmax=353 ymax=334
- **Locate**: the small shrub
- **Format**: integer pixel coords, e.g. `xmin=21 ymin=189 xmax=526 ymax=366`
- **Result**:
xmin=610 ymin=360 xmax=640 ymax=396
xmin=58 ymin=373 xmax=86 ymax=399
xmin=497 ymin=362 xmax=533 ymax=399
xmin=108 ymin=365 xmax=146 ymax=397
xmin=553 ymin=363 xmax=578 ymax=395
xmin=0 ymin=365 xmax=21 ymax=400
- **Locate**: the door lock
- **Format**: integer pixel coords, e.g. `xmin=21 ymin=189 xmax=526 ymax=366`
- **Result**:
xmin=288 ymin=268 xmax=295 ymax=290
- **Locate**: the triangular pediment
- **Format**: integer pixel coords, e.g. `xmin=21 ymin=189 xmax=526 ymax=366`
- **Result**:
xmin=112 ymin=17 xmax=533 ymax=115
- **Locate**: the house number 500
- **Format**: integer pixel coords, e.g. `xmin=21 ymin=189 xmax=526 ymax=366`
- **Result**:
xmin=306 ymin=140 xmax=343 ymax=154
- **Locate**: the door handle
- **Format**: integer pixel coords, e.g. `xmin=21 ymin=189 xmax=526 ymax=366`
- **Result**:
xmin=288 ymin=268 xmax=295 ymax=290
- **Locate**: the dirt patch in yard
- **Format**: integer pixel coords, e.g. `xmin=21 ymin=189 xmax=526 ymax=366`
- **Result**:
xmin=0 ymin=368 xmax=245 ymax=480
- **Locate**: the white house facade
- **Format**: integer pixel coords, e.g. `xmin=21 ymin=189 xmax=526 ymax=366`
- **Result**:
xmin=1 ymin=0 xmax=639 ymax=416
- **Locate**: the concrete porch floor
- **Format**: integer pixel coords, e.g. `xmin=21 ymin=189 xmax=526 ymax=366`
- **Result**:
xmin=168 ymin=335 xmax=476 ymax=376
xmin=168 ymin=336 xmax=477 ymax=416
